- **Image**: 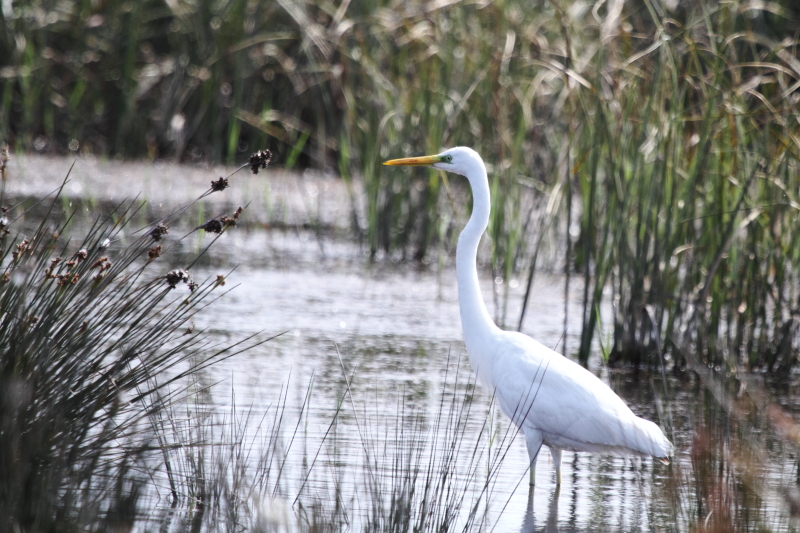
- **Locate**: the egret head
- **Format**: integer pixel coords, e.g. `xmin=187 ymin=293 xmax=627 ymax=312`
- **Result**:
xmin=383 ymin=146 xmax=485 ymax=180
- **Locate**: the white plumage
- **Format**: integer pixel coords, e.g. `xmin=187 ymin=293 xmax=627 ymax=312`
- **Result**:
xmin=385 ymin=146 xmax=673 ymax=485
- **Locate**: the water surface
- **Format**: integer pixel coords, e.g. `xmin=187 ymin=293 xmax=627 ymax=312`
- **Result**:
xmin=7 ymin=155 xmax=798 ymax=532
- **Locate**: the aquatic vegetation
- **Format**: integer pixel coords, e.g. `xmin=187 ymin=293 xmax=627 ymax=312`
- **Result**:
xmin=3 ymin=0 xmax=798 ymax=370
xmin=1 ymin=151 xmax=800 ymax=530
xmin=0 ymin=153 xmax=267 ymax=530
xmin=2 ymin=0 xmax=800 ymax=525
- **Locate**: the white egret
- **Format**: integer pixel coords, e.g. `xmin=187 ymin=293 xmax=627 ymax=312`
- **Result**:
xmin=384 ymin=147 xmax=672 ymax=486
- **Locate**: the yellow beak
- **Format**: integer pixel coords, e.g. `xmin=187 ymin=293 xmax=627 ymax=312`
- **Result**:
xmin=383 ymin=155 xmax=441 ymax=166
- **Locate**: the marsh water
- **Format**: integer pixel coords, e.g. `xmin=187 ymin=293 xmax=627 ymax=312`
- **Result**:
xmin=8 ymin=155 xmax=800 ymax=531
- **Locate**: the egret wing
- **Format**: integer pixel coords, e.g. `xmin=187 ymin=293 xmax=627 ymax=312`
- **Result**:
xmin=492 ymin=332 xmax=670 ymax=456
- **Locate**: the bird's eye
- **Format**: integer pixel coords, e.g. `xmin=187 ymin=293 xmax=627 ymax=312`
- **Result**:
xmin=443 ymin=155 xmax=453 ymax=163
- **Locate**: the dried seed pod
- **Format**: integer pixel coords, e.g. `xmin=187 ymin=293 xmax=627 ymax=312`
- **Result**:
xmin=165 ymin=269 xmax=190 ymax=288
xmin=249 ymin=149 xmax=272 ymax=174
xmin=221 ymin=207 xmax=244 ymax=228
xmin=90 ymin=257 xmax=109 ymax=270
xmin=149 ymin=224 xmax=169 ymax=241
xmin=12 ymin=239 xmax=30 ymax=262
xmin=56 ymin=273 xmax=80 ymax=286
xmin=148 ymin=245 xmax=162 ymax=260
xmin=200 ymin=219 xmax=224 ymax=234
xmin=45 ymin=257 xmax=62 ymax=279
xmin=210 ymin=177 xmax=229 ymax=191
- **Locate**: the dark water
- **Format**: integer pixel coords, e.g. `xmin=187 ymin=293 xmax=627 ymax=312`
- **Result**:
xmin=8 ymin=155 xmax=798 ymax=532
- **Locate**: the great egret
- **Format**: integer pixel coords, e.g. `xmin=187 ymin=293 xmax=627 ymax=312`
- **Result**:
xmin=384 ymin=147 xmax=673 ymax=486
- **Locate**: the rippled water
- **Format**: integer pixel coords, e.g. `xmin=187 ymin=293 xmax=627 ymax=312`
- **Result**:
xmin=192 ymin=229 xmax=601 ymax=531
xmin=182 ymin=228 xmax=794 ymax=532
xmin=8 ymin=155 xmax=798 ymax=532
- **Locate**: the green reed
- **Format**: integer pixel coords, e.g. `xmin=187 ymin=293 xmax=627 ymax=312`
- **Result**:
xmin=3 ymin=0 xmax=800 ymax=369
xmin=568 ymin=2 xmax=800 ymax=369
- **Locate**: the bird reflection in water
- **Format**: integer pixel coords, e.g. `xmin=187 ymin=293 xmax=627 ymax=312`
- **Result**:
xmin=519 ymin=485 xmax=562 ymax=533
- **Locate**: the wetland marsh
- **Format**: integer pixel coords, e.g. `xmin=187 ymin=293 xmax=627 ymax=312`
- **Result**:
xmin=4 ymin=154 xmax=799 ymax=532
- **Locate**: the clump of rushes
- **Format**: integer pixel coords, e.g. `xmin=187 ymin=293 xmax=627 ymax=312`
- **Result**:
xmin=559 ymin=4 xmax=800 ymax=371
xmin=0 ymin=150 xmax=272 ymax=531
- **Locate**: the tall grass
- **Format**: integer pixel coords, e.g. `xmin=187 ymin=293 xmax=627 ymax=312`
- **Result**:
xmin=568 ymin=2 xmax=800 ymax=369
xmin=2 ymin=0 xmax=799 ymax=369
xmin=0 ymin=152 xmax=270 ymax=530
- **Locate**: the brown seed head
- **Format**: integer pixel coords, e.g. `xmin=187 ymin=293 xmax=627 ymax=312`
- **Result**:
xmin=221 ymin=207 xmax=244 ymax=228
xmin=166 ymin=269 xmax=190 ymax=288
xmin=12 ymin=239 xmax=30 ymax=262
xmin=90 ymin=257 xmax=109 ymax=269
xmin=201 ymin=219 xmax=224 ymax=234
xmin=148 ymin=245 xmax=162 ymax=260
xmin=45 ymin=257 xmax=63 ymax=279
xmin=249 ymin=149 xmax=272 ymax=174
xmin=211 ymin=177 xmax=229 ymax=192
xmin=149 ymin=223 xmax=169 ymax=241
xmin=56 ymin=273 xmax=80 ymax=286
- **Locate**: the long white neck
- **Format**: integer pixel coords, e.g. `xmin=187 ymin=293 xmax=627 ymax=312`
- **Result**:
xmin=456 ymin=162 xmax=500 ymax=363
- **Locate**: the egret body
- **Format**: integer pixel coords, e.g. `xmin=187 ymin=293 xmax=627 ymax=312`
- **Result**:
xmin=384 ymin=147 xmax=672 ymax=486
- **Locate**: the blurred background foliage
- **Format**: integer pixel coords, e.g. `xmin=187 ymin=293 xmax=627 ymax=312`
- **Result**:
xmin=2 ymin=0 xmax=800 ymax=369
